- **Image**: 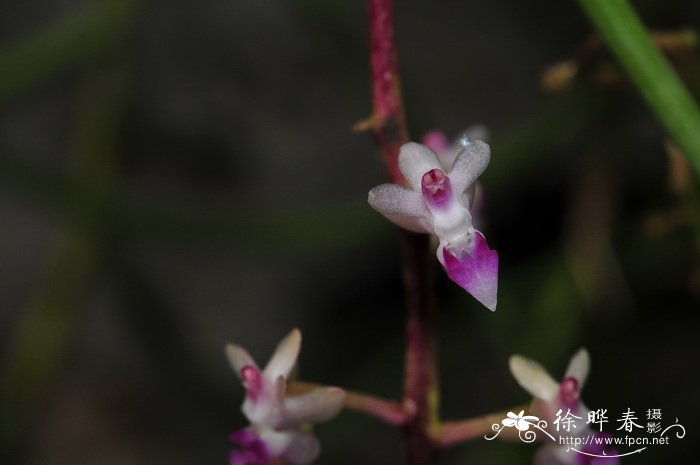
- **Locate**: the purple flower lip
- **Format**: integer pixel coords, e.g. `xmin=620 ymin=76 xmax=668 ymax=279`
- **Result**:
xmin=229 ymin=428 xmax=271 ymax=465
xmin=421 ymin=169 xmax=452 ymax=208
xmin=441 ymin=231 xmax=498 ymax=310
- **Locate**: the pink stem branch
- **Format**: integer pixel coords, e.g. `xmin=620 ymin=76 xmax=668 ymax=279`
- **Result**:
xmin=434 ymin=406 xmax=527 ymax=447
xmin=344 ymin=390 xmax=408 ymax=426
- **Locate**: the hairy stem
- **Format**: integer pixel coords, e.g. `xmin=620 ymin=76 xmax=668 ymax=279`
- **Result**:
xmin=357 ymin=0 xmax=409 ymax=184
xmin=362 ymin=1 xmax=438 ymax=463
xmin=400 ymin=232 xmax=439 ymax=465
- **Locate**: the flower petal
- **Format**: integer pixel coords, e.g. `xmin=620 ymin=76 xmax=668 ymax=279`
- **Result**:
xmin=398 ymin=142 xmax=442 ymax=190
xmin=264 ymin=329 xmax=301 ymax=380
xmin=509 ymin=355 xmax=559 ymax=401
xmin=280 ymin=387 xmax=345 ymax=428
xmin=564 ymin=348 xmax=590 ymax=388
xmin=280 ymin=430 xmax=322 ymax=465
xmin=448 ymin=138 xmax=491 ymax=199
xmin=242 ymin=385 xmax=284 ymax=428
xmin=259 ymin=428 xmax=321 ymax=465
xmin=461 ymin=124 xmax=490 ymax=144
xmin=273 ymin=375 xmax=286 ymax=404
xmin=226 ymin=344 xmax=259 ymax=377
xmin=368 ymin=184 xmax=431 ymax=233
xmin=441 ymin=231 xmax=498 ymax=311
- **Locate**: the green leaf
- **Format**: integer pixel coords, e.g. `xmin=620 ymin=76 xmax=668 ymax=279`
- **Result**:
xmin=578 ymin=0 xmax=700 ymax=173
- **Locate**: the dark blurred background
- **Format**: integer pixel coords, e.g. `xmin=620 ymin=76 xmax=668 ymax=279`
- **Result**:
xmin=1 ymin=0 xmax=699 ymax=464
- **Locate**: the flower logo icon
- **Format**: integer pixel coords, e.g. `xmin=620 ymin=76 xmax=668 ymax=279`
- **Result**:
xmin=502 ymin=410 xmax=540 ymax=432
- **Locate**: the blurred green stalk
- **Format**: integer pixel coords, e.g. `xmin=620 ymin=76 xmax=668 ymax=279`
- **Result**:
xmin=1 ymin=64 xmax=126 ymax=461
xmin=0 ymin=0 xmax=135 ymax=103
xmin=578 ymin=0 xmax=700 ymax=173
xmin=0 ymin=0 xmax=134 ymax=455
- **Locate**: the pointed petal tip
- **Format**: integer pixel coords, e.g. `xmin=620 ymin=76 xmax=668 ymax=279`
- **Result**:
xmin=324 ymin=386 xmax=347 ymax=406
xmin=442 ymin=232 xmax=498 ymax=311
xmin=449 ymin=139 xmax=491 ymax=195
xmin=509 ymin=354 xmax=559 ymax=400
xmin=314 ymin=386 xmax=346 ymax=419
xmin=280 ymin=386 xmax=346 ymax=428
xmin=565 ymin=347 xmax=591 ymax=386
xmin=289 ymin=327 xmax=302 ymax=343
xmin=225 ymin=343 xmax=257 ymax=376
xmin=508 ymin=354 xmax=525 ymax=374
xmin=398 ymin=142 xmax=441 ymax=190
xmin=264 ymin=329 xmax=302 ymax=380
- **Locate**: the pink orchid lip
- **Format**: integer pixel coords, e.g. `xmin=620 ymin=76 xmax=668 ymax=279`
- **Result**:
xmin=229 ymin=428 xmax=271 ymax=465
xmin=559 ymin=376 xmax=580 ymax=410
xmin=441 ymin=231 xmax=498 ymax=311
xmin=241 ymin=365 xmax=263 ymax=400
xmin=421 ymin=169 xmax=452 ymax=208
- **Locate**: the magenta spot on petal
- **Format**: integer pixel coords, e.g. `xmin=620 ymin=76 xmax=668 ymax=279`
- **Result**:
xmin=422 ymin=130 xmax=449 ymax=153
xmin=442 ymin=231 xmax=498 ymax=310
xmin=241 ymin=365 xmax=263 ymax=400
xmin=421 ymin=169 xmax=452 ymax=208
xmin=559 ymin=377 xmax=580 ymax=410
xmin=230 ymin=428 xmax=271 ymax=465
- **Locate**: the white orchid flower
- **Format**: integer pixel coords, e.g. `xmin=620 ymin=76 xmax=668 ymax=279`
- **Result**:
xmin=509 ymin=348 xmax=590 ymax=423
xmin=509 ymin=349 xmax=619 ymax=465
xmin=226 ymin=329 xmax=345 ymax=464
xmin=368 ymin=138 xmax=498 ymax=310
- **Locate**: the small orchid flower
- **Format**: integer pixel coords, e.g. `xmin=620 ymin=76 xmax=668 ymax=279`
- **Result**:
xmin=226 ymin=329 xmax=345 ymax=430
xmin=368 ymin=138 xmax=498 ymax=310
xmin=509 ymin=348 xmax=591 ymax=424
xmin=502 ymin=410 xmax=540 ymax=431
xmin=226 ymin=329 xmax=345 ymax=465
xmin=510 ymin=349 xmax=619 ymax=465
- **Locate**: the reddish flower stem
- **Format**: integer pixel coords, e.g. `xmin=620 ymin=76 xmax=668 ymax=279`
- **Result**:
xmin=361 ymin=1 xmax=438 ymax=464
xmin=399 ymin=232 xmax=439 ymax=465
xmin=357 ymin=0 xmax=410 ymax=184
